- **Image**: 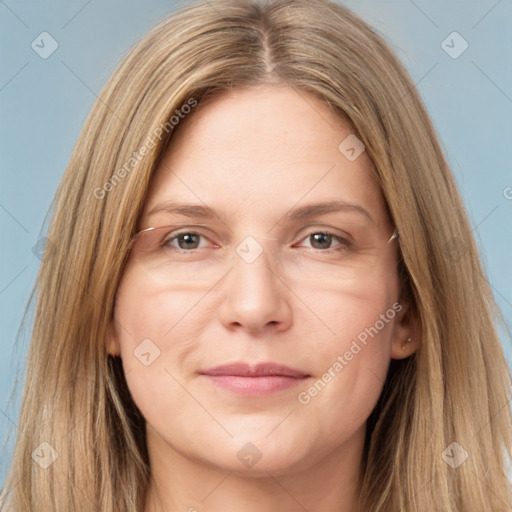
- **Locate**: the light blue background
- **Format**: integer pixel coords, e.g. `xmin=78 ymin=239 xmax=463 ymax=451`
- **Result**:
xmin=1 ymin=0 xmax=511 ymax=490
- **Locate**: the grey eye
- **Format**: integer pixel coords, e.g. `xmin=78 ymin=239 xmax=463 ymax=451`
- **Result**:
xmin=171 ymin=233 xmax=203 ymax=250
xmin=309 ymin=232 xmax=333 ymax=249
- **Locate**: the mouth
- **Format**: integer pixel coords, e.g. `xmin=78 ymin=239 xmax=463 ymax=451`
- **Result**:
xmin=199 ymin=362 xmax=311 ymax=396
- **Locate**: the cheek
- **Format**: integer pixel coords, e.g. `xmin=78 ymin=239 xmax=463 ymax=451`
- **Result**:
xmin=115 ymin=256 xmax=399 ymax=390
xmin=295 ymin=269 xmax=399 ymax=419
xmin=114 ymin=265 xmax=209 ymax=350
xmin=306 ymin=265 xmax=399 ymax=356
xmin=112 ymin=266 xmax=206 ymax=395
xmin=112 ymin=270 xmax=211 ymax=444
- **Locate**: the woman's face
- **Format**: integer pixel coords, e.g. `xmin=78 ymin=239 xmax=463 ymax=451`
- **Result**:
xmin=110 ymin=84 xmax=414 ymax=477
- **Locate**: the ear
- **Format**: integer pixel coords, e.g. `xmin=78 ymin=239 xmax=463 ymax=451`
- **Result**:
xmin=106 ymin=321 xmax=121 ymax=357
xmin=390 ymin=297 xmax=421 ymax=359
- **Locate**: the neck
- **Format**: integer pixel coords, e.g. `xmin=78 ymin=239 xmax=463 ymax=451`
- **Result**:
xmin=143 ymin=423 xmax=366 ymax=512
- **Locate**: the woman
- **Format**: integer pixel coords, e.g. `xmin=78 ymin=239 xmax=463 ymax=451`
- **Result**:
xmin=1 ymin=0 xmax=511 ymax=510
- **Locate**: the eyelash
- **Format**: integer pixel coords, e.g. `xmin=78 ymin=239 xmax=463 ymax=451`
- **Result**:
xmin=163 ymin=229 xmax=353 ymax=254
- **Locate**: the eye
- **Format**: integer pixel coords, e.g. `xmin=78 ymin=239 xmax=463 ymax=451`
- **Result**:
xmin=159 ymin=229 xmax=352 ymax=253
xmin=296 ymin=231 xmax=352 ymax=251
xmin=164 ymin=231 xmax=211 ymax=251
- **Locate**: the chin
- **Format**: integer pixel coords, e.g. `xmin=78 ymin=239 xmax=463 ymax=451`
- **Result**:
xmin=208 ymin=435 xmax=317 ymax=477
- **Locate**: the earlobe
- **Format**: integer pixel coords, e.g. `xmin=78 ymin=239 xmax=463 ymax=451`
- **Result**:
xmin=391 ymin=335 xmax=420 ymax=359
xmin=390 ymin=299 xmax=422 ymax=359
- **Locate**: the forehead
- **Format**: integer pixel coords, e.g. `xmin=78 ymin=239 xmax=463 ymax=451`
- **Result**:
xmin=142 ymin=85 xmax=389 ymax=230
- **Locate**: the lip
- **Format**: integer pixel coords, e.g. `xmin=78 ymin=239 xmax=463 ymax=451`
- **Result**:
xmin=200 ymin=362 xmax=309 ymax=378
xmin=199 ymin=362 xmax=311 ymax=396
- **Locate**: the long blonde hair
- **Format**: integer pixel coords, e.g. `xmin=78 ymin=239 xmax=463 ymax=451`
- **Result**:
xmin=2 ymin=0 xmax=511 ymax=510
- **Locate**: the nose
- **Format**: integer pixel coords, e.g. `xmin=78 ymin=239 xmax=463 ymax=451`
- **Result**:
xmin=217 ymin=241 xmax=293 ymax=335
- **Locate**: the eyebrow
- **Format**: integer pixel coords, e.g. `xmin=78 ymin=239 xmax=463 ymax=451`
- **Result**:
xmin=281 ymin=200 xmax=375 ymax=225
xmin=146 ymin=199 xmax=375 ymax=226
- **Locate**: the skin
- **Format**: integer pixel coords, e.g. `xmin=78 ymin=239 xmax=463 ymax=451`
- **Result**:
xmin=108 ymin=84 xmax=420 ymax=512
